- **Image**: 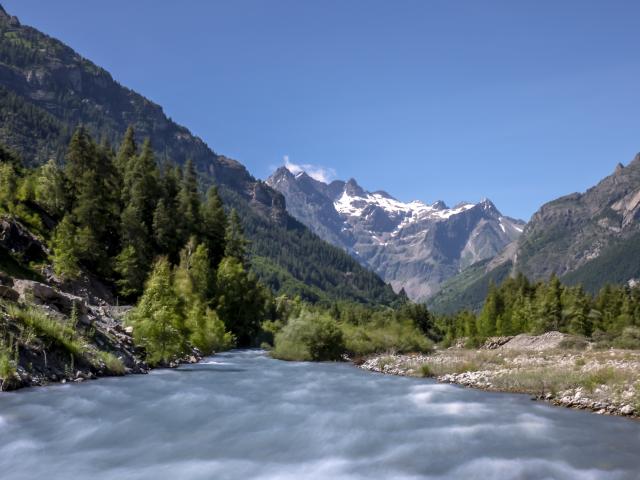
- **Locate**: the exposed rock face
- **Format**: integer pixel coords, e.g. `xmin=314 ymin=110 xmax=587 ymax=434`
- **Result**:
xmin=267 ymin=167 xmax=524 ymax=301
xmin=515 ymin=154 xmax=640 ymax=279
xmin=429 ymin=155 xmax=640 ymax=312
xmin=0 ymin=216 xmax=47 ymax=261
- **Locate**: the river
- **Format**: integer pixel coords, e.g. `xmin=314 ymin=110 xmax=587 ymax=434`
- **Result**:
xmin=0 ymin=349 xmax=639 ymax=479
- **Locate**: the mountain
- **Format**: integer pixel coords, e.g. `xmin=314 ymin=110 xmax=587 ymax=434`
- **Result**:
xmin=0 ymin=5 xmax=398 ymax=305
xmin=430 ymin=154 xmax=640 ymax=312
xmin=267 ymin=167 xmax=525 ymax=301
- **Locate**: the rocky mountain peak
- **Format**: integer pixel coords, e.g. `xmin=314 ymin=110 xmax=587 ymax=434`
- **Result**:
xmin=272 ymin=166 xmax=294 ymax=180
xmin=0 ymin=4 xmax=19 ymax=25
xmin=344 ymin=178 xmax=366 ymax=197
xmin=268 ymin=171 xmax=525 ymax=301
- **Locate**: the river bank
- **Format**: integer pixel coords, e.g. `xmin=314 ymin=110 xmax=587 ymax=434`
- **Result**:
xmin=358 ymin=332 xmax=640 ymax=419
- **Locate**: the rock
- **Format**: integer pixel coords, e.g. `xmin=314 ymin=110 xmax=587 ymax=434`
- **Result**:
xmin=0 ymin=285 xmax=19 ymax=302
xmin=12 ymin=279 xmax=87 ymax=315
xmin=620 ymin=405 xmax=635 ymax=416
xmin=124 ymin=326 xmax=134 ymax=334
xmin=0 ymin=217 xmax=47 ymax=261
xmin=0 ymin=270 xmax=13 ymax=286
xmin=499 ymin=331 xmax=569 ymax=351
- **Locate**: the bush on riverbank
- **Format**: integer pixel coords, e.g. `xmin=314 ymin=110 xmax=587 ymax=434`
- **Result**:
xmin=271 ymin=310 xmax=344 ymax=361
xmin=342 ymin=319 xmax=433 ymax=357
xmin=269 ymin=305 xmax=434 ymax=361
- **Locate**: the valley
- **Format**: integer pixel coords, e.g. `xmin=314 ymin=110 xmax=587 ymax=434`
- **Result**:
xmin=1 ymin=3 xmax=640 ymax=479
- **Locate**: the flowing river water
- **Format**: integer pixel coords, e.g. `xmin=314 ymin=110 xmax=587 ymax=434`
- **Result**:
xmin=0 ymin=349 xmax=639 ymax=479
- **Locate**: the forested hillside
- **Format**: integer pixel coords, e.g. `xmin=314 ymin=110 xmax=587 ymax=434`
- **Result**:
xmin=431 ymin=155 xmax=640 ymax=313
xmin=0 ymin=5 xmax=397 ymax=306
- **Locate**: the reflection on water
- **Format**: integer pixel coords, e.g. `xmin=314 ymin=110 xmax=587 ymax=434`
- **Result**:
xmin=0 ymin=349 xmax=639 ymax=479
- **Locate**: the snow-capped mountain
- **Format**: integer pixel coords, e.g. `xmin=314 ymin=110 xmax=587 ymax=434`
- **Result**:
xmin=267 ymin=167 xmax=525 ymax=301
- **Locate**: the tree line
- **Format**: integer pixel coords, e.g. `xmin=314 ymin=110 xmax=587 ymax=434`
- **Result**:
xmin=0 ymin=127 xmax=270 ymax=362
xmin=436 ymin=273 xmax=640 ymax=348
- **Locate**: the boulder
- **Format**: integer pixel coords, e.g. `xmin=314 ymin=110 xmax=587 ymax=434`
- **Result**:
xmin=0 ymin=285 xmax=19 ymax=302
xmin=620 ymin=404 xmax=635 ymax=416
xmin=0 ymin=217 xmax=47 ymax=261
xmin=12 ymin=279 xmax=87 ymax=315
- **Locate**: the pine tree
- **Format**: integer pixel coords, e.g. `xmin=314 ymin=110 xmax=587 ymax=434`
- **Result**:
xmin=115 ymin=126 xmax=137 ymax=196
xmin=477 ymin=282 xmax=501 ymax=338
xmin=177 ymin=159 xmax=201 ymax=241
xmin=123 ymin=138 xmax=159 ymax=220
xmin=127 ymin=257 xmax=185 ymax=365
xmin=173 ymin=238 xmax=212 ymax=303
xmin=51 ymin=215 xmax=81 ymax=279
xmin=216 ymin=256 xmax=266 ymax=346
xmin=34 ymin=159 xmax=67 ymax=217
xmin=224 ymin=209 xmax=249 ymax=266
xmin=201 ymin=186 xmax=227 ymax=268
xmin=0 ymin=162 xmax=18 ymax=210
xmin=152 ymin=199 xmax=176 ymax=255
xmin=65 ymin=126 xmax=96 ymax=200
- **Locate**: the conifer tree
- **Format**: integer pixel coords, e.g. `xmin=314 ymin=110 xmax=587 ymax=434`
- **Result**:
xmin=224 ymin=209 xmax=249 ymax=266
xmin=127 ymin=257 xmax=185 ymax=365
xmin=177 ymin=159 xmax=201 ymax=241
xmin=65 ymin=127 xmax=95 ymax=200
xmin=216 ymin=256 xmax=266 ymax=346
xmin=201 ymin=186 xmax=227 ymax=268
xmin=152 ymin=199 xmax=176 ymax=255
xmin=0 ymin=162 xmax=18 ymax=210
xmin=115 ymin=126 xmax=137 ymax=196
xmin=477 ymin=282 xmax=501 ymax=337
xmin=34 ymin=159 xmax=67 ymax=217
xmin=51 ymin=215 xmax=81 ymax=279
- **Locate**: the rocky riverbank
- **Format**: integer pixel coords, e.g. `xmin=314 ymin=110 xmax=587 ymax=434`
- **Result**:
xmin=0 ymin=216 xmax=203 ymax=392
xmin=358 ymin=332 xmax=640 ymax=419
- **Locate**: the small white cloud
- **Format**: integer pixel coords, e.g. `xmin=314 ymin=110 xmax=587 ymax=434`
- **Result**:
xmin=282 ymin=155 xmax=336 ymax=184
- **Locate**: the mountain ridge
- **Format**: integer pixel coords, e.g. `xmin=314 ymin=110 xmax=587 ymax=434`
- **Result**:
xmin=0 ymin=5 xmax=398 ymax=305
xmin=267 ymin=166 xmax=525 ymax=301
xmin=429 ymin=154 xmax=640 ymax=312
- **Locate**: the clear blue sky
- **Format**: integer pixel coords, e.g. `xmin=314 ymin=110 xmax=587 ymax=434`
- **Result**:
xmin=4 ymin=0 xmax=640 ymax=220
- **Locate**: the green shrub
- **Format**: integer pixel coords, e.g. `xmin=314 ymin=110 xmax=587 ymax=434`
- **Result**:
xmin=96 ymin=351 xmax=126 ymax=375
xmin=418 ymin=363 xmax=432 ymax=377
xmin=578 ymin=367 xmax=622 ymax=393
xmin=613 ymin=327 xmax=640 ymax=350
xmin=4 ymin=302 xmax=86 ymax=356
xmin=341 ymin=319 xmax=433 ymax=357
xmin=0 ymin=347 xmax=16 ymax=381
xmin=272 ymin=310 xmax=345 ymax=361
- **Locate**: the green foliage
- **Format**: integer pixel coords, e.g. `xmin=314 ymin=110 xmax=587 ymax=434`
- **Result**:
xmin=96 ymin=351 xmax=125 ymax=375
xmin=50 ymin=215 xmax=81 ymax=279
xmin=224 ymin=209 xmax=248 ymax=265
xmin=216 ymin=256 xmax=266 ymax=346
xmin=562 ymin=232 xmax=640 ymax=293
xmin=341 ymin=319 xmax=433 ymax=357
xmin=272 ymin=310 xmax=345 ymax=361
xmin=201 ymin=186 xmax=227 ymax=268
xmin=114 ymin=245 xmax=148 ymax=299
xmin=4 ymin=302 xmax=86 ymax=356
xmin=127 ymin=257 xmax=185 ymax=365
xmin=436 ymin=271 xmax=640 ymax=348
xmin=34 ymin=159 xmax=66 ymax=216
xmin=185 ymin=302 xmax=234 ymax=354
xmin=0 ymin=343 xmax=16 ymax=384
xmin=220 ymin=188 xmax=399 ymax=306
